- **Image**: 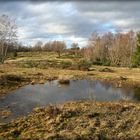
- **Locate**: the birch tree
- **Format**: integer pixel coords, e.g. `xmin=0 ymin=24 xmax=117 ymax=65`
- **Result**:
xmin=0 ymin=15 xmax=17 ymax=63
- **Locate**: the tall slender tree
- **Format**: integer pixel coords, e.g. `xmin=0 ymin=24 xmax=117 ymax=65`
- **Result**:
xmin=0 ymin=15 xmax=17 ymax=63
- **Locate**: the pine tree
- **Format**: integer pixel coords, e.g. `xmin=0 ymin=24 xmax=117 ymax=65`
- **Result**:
xmin=132 ymin=32 xmax=140 ymax=67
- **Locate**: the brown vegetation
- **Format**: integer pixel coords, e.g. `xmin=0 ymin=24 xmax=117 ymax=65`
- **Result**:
xmin=83 ymin=31 xmax=137 ymax=67
xmin=0 ymin=52 xmax=140 ymax=97
xmin=58 ymin=75 xmax=70 ymax=85
xmin=0 ymin=101 xmax=140 ymax=139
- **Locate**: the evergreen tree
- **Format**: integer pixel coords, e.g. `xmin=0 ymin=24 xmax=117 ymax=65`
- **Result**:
xmin=132 ymin=32 xmax=140 ymax=67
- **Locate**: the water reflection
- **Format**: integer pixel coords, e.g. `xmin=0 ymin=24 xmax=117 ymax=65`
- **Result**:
xmin=133 ymin=88 xmax=140 ymax=100
xmin=0 ymin=80 xmax=139 ymax=122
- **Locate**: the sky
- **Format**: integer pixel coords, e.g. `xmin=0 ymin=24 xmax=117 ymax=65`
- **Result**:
xmin=0 ymin=0 xmax=140 ymax=47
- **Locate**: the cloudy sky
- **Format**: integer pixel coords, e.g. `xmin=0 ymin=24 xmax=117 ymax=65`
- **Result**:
xmin=0 ymin=0 xmax=140 ymax=47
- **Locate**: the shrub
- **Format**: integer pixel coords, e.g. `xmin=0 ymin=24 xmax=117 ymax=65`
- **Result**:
xmin=92 ymin=58 xmax=110 ymax=66
xmin=92 ymin=58 xmax=102 ymax=65
xmin=17 ymin=60 xmax=39 ymax=68
xmin=76 ymin=59 xmax=92 ymax=71
xmin=60 ymin=61 xmax=72 ymax=69
xmin=132 ymin=45 xmax=140 ymax=67
xmin=13 ymin=51 xmax=17 ymax=57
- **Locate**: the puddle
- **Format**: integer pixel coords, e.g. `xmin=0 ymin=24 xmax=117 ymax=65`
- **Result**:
xmin=0 ymin=80 xmax=140 ymax=122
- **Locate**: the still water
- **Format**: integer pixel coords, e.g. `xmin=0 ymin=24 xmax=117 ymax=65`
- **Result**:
xmin=0 ymin=80 xmax=140 ymax=122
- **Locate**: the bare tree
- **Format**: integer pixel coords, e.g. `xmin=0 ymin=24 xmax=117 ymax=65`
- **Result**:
xmin=42 ymin=41 xmax=52 ymax=52
xmin=71 ymin=42 xmax=79 ymax=56
xmin=52 ymin=41 xmax=66 ymax=57
xmin=85 ymin=31 xmax=136 ymax=67
xmin=0 ymin=15 xmax=17 ymax=63
xmin=109 ymin=31 xmax=136 ymax=67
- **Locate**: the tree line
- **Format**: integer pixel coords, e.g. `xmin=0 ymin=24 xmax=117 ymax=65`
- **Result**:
xmin=16 ymin=41 xmax=80 ymax=58
xmin=0 ymin=15 xmax=140 ymax=67
xmin=82 ymin=31 xmax=140 ymax=67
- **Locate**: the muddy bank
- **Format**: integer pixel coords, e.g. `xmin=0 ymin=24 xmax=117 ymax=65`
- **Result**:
xmin=0 ymin=63 xmax=140 ymax=97
xmin=0 ymin=101 xmax=140 ymax=139
xmin=0 ymin=74 xmax=30 ymax=97
xmin=0 ymin=73 xmax=58 ymax=97
xmin=0 ymin=72 xmax=140 ymax=98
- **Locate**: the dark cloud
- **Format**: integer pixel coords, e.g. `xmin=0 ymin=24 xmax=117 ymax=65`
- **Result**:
xmin=0 ymin=1 xmax=140 ymax=47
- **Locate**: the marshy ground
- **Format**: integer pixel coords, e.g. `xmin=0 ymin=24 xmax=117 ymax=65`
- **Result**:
xmin=0 ymin=52 xmax=140 ymax=139
xmin=0 ymin=52 xmax=140 ymax=96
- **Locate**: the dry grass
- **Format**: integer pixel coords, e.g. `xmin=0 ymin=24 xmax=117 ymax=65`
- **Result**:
xmin=0 ymin=52 xmax=140 ymax=139
xmin=0 ymin=101 xmax=140 ymax=139
xmin=0 ymin=52 xmax=140 ymax=96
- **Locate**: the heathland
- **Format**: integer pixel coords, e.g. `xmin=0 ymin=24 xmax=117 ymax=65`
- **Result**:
xmin=0 ymin=52 xmax=140 ymax=139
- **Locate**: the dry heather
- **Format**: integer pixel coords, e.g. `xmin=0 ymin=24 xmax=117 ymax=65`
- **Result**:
xmin=0 ymin=101 xmax=140 ymax=140
xmin=0 ymin=52 xmax=140 ymax=140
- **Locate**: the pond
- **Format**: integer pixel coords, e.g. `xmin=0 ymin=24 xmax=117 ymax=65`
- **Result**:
xmin=0 ymin=79 xmax=140 ymax=122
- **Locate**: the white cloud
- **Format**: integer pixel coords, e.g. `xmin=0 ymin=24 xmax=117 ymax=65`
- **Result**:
xmin=0 ymin=1 xmax=140 ymax=47
xmin=67 ymin=36 xmax=88 ymax=47
xmin=43 ymin=23 xmax=70 ymax=34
